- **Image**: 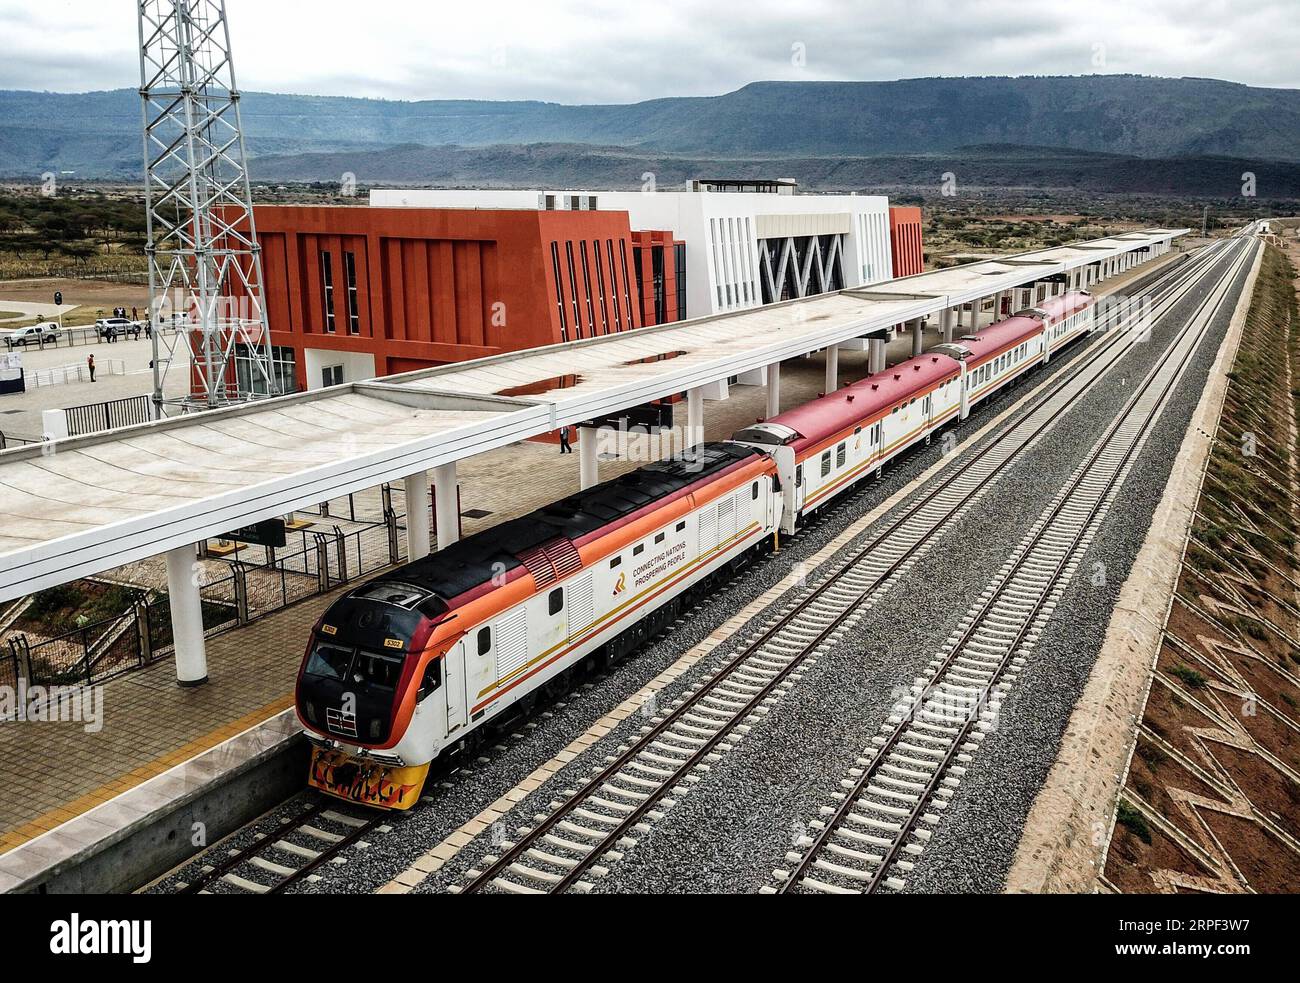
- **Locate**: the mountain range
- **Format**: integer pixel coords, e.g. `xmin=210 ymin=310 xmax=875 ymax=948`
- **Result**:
xmin=2 ymin=74 xmax=1299 ymax=192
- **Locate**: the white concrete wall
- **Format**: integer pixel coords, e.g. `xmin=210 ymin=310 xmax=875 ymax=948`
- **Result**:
xmin=303 ymin=349 xmax=377 ymax=390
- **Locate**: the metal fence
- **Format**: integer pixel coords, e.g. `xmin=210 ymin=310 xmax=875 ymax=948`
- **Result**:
xmin=6 ymin=599 xmax=158 ymax=689
xmin=26 ymin=359 xmax=127 ymax=389
xmin=0 ymin=431 xmax=42 ymax=451
xmin=2 ymin=322 xmax=175 ymax=352
xmin=65 ymin=394 xmax=155 ymax=436
xmin=3 ymin=515 xmax=407 ymax=690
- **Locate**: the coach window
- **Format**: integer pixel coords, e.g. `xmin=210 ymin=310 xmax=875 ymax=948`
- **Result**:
xmin=836 ymin=443 xmax=847 ymax=468
xmin=634 ymin=544 xmax=645 ymax=556
xmin=477 ymin=627 xmax=491 ymax=655
xmin=549 ymin=589 xmax=564 ymax=616
xmin=655 ymin=532 xmax=666 ymax=544
xmin=821 ymin=451 xmax=832 ymax=478
xmin=676 ymin=521 xmax=686 ymax=532
xmin=751 ymin=481 xmax=759 ymax=500
xmin=610 ymin=555 xmax=622 ymax=569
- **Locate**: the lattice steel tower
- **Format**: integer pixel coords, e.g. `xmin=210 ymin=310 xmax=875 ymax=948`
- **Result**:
xmin=138 ymin=0 xmax=278 ymax=413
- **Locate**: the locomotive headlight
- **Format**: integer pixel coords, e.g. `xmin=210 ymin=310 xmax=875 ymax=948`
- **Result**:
xmin=370 ymin=718 xmax=382 ymax=739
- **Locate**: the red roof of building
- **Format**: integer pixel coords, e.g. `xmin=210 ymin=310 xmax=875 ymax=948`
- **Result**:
xmin=767 ymin=352 xmax=961 ymax=452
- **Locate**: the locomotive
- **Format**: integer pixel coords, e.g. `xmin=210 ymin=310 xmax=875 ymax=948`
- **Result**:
xmin=296 ymin=292 xmax=1095 ymax=807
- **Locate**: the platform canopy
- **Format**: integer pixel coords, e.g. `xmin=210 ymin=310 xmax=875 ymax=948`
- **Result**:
xmin=0 ymin=229 xmax=1186 ymax=600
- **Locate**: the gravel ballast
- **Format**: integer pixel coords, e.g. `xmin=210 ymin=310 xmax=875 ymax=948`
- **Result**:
xmin=150 ymin=246 xmax=1246 ymax=895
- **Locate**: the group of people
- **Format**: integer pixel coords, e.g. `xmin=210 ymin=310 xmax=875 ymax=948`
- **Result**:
xmin=102 ymin=306 xmax=146 ymax=342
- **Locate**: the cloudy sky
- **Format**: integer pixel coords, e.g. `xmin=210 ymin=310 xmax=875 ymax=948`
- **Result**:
xmin=2 ymin=0 xmax=1296 ymax=103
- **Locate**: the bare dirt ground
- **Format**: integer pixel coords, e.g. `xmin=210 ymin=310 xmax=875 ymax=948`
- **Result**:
xmin=0 ymin=277 xmax=148 ymax=313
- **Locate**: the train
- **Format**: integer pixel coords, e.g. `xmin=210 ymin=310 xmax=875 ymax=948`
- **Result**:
xmin=296 ymin=290 xmax=1096 ymax=808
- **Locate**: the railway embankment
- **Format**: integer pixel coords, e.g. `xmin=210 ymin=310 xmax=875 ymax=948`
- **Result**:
xmin=1009 ymin=239 xmax=1300 ymax=892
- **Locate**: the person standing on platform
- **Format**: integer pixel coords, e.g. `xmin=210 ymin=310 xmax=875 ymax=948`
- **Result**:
xmin=87 ymin=353 xmax=96 ymax=382
xmin=559 ymin=426 xmax=573 ymax=454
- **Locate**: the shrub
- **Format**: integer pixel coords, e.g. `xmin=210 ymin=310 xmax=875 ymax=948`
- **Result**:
xmin=1117 ymin=801 xmax=1152 ymax=845
xmin=1169 ymin=663 xmax=1209 ymax=689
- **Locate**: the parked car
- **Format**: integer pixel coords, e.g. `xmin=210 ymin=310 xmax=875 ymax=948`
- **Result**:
xmin=3 ymin=323 xmax=61 ymax=347
xmin=94 ymin=317 xmax=133 ymax=340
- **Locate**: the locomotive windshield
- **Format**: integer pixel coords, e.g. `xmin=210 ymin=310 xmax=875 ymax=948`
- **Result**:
xmin=305 ymin=643 xmax=405 ymax=690
xmin=306 ymin=642 xmax=353 ymax=680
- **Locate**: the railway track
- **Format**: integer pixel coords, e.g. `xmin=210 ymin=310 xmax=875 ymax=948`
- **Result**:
xmin=174 ymin=799 xmax=388 ymax=895
xmin=771 ymin=236 xmax=1257 ymax=894
xmin=451 ymin=238 xmax=1246 ymax=895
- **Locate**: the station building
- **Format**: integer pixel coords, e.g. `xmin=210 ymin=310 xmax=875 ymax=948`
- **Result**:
xmin=371 ymin=181 xmax=907 ymax=317
xmin=252 ymin=180 xmax=924 ymax=392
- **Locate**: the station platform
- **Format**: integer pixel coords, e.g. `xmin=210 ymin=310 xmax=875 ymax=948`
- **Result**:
xmin=0 ymin=252 xmax=1183 ymax=876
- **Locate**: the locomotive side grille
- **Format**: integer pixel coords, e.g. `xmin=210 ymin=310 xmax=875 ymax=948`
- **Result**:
xmin=517 ymin=545 xmax=558 ymax=589
xmin=495 ymin=607 xmax=530 ymax=684
xmin=717 ymin=494 xmax=737 ymax=542
xmin=542 ymin=539 xmax=584 ymax=578
xmin=567 ymin=573 xmax=596 ymax=642
xmin=699 ymin=502 xmax=718 ymax=553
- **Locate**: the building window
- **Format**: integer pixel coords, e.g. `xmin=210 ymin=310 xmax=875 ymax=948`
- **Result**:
xmin=322 ymin=364 xmax=344 ymax=388
xmin=320 ymin=250 xmax=335 ymax=333
xmin=675 ymin=242 xmax=687 ymax=321
xmin=580 ymin=242 xmax=596 ymax=335
xmin=619 ymin=239 xmax=635 ymax=327
xmin=593 ymin=240 xmax=610 ymax=334
xmin=652 ymin=245 xmax=666 ymax=324
xmin=551 ymin=241 xmax=568 ymax=342
xmin=633 ymin=245 xmax=644 ymax=311
xmin=607 ymin=239 xmax=622 ymax=330
xmin=343 ymin=251 xmax=360 ymax=335
xmin=565 ymin=241 xmax=582 ymax=338
xmin=234 ymin=343 xmax=296 ymax=396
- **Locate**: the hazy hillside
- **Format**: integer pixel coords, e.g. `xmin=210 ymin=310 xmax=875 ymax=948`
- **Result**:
xmin=3 ymin=75 xmax=1300 ymax=179
xmin=246 ymin=142 xmax=1300 ymax=199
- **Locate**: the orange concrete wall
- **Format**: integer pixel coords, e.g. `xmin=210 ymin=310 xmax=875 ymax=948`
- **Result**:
xmin=630 ymin=229 xmax=682 ymax=327
xmin=250 ymin=205 xmax=643 ymax=389
xmin=888 ymin=206 xmax=925 ymax=278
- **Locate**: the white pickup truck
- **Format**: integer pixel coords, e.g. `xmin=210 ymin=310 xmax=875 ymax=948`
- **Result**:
xmin=3 ymin=323 xmax=62 ymax=347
